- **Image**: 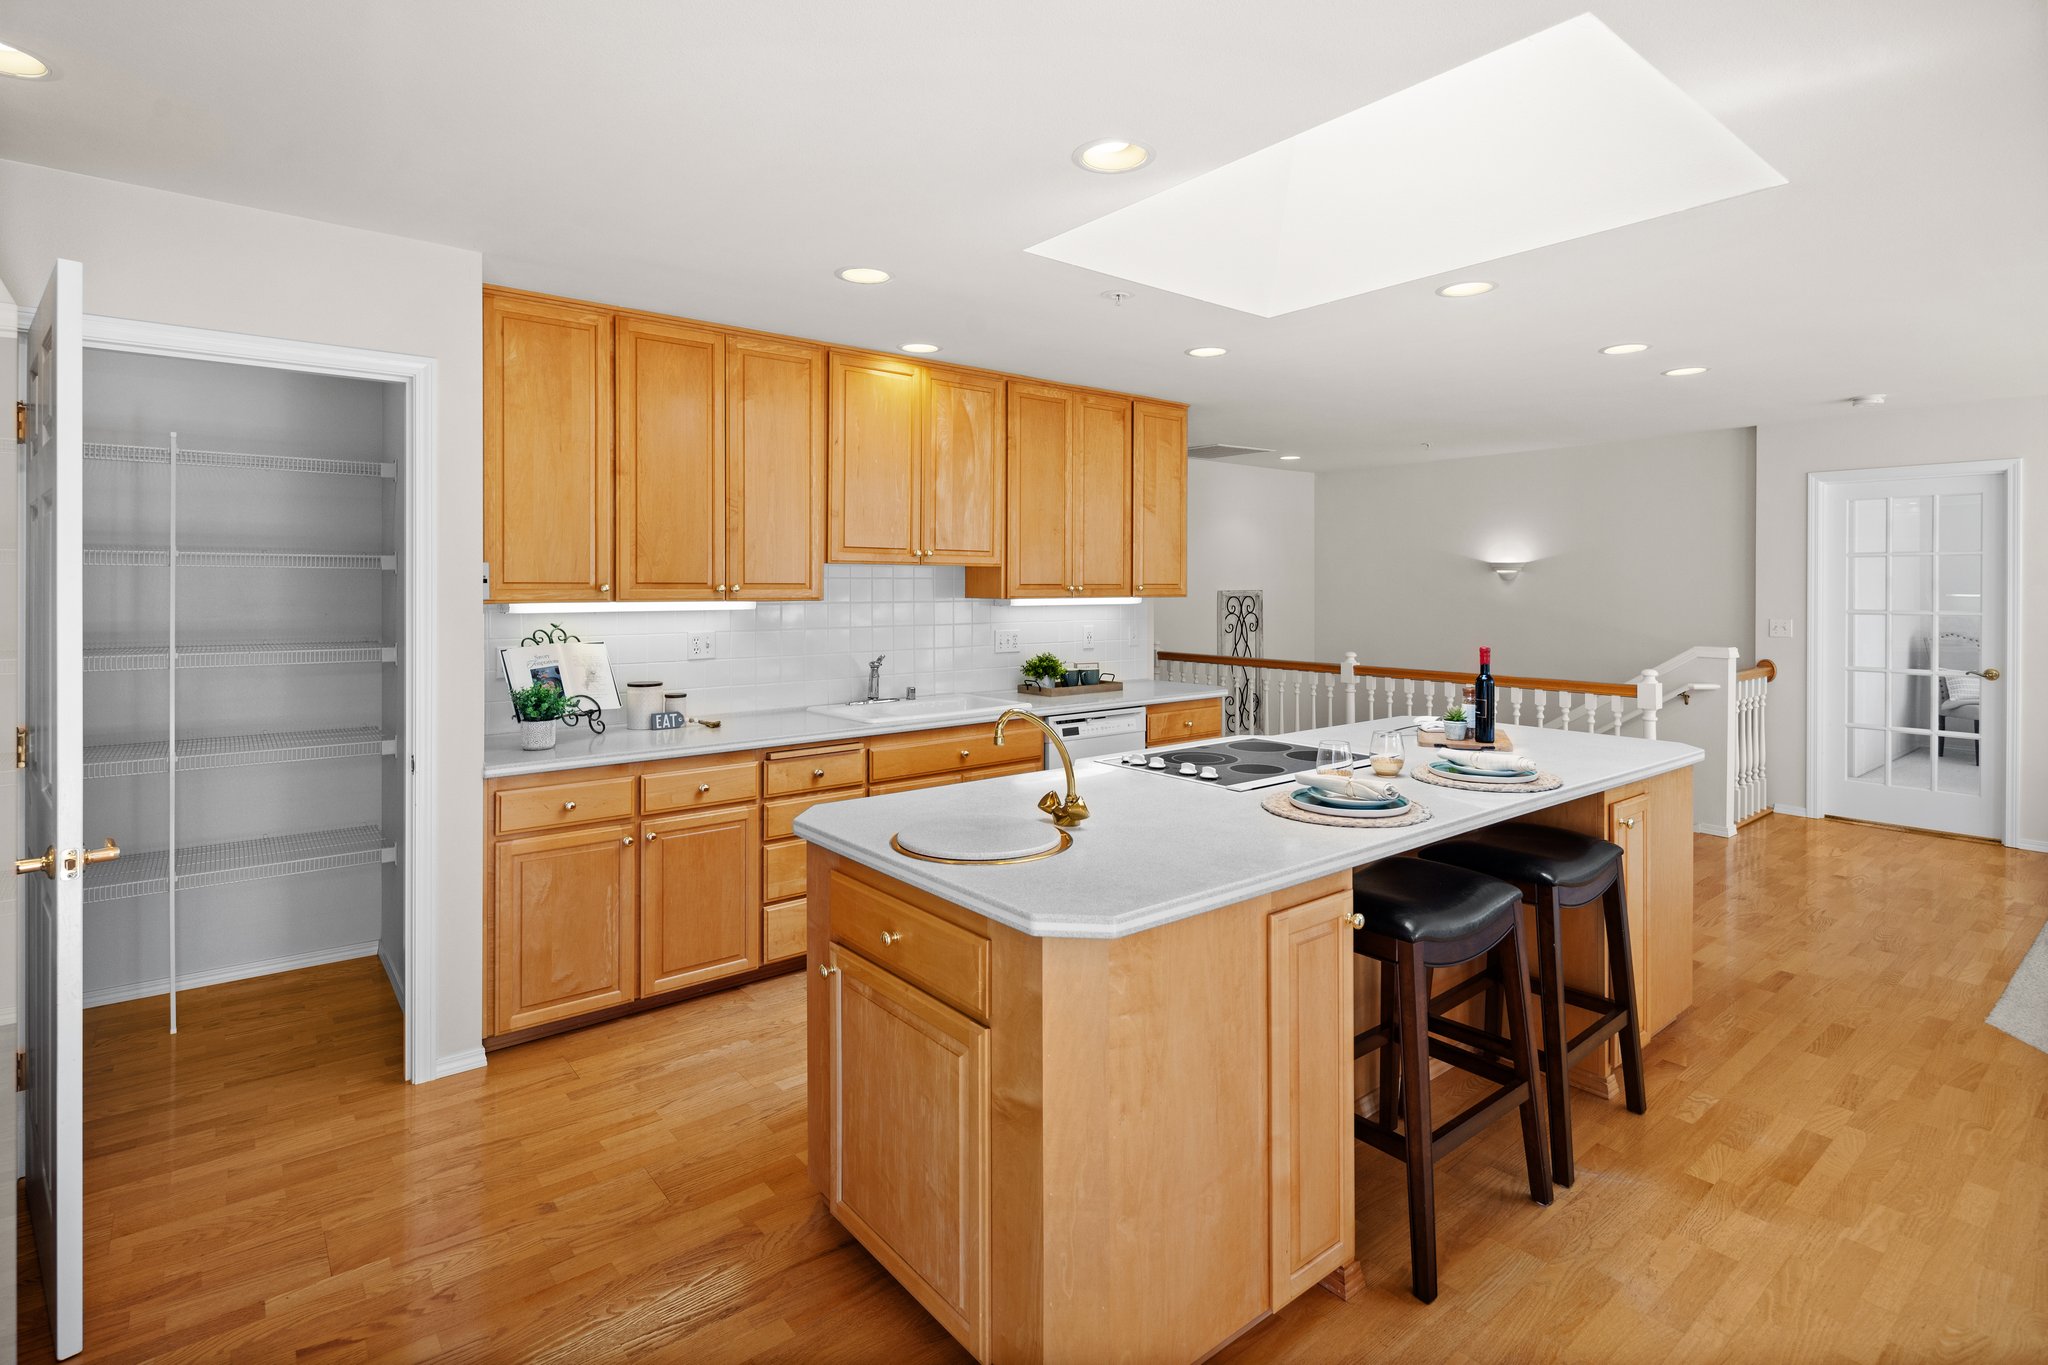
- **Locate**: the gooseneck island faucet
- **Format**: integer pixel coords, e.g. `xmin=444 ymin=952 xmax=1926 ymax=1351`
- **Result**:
xmin=993 ymin=709 xmax=1089 ymax=827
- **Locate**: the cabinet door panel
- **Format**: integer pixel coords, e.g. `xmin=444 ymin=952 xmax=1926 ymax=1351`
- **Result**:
xmin=826 ymin=945 xmax=987 ymax=1355
xmin=1132 ymin=399 xmax=1188 ymax=597
xmin=1005 ymin=382 xmax=1075 ymax=597
xmin=1608 ymin=792 xmax=1653 ymax=1030
xmin=492 ymin=825 xmax=636 ymax=1034
xmin=923 ymin=367 xmax=1004 ymax=566
xmin=1268 ymin=892 xmax=1355 ymax=1305
xmin=616 ymin=314 xmax=723 ymax=600
xmin=1076 ymin=393 xmax=1132 ymax=595
xmin=641 ymin=806 xmax=762 ymax=996
xmin=830 ymin=351 xmax=923 ymax=563
xmin=729 ymin=335 xmax=827 ymax=599
xmin=484 ymin=292 xmax=613 ymax=601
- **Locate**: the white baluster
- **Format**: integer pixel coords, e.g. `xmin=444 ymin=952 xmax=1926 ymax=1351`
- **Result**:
xmin=1609 ymin=695 xmax=1624 ymax=734
xmin=1341 ymin=652 xmax=1359 ymax=725
xmin=1635 ymin=669 xmax=1661 ymax=742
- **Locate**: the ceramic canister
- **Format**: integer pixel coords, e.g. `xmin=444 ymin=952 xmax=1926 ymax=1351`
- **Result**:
xmin=624 ymin=681 xmax=665 ymax=729
xmin=663 ymin=692 xmax=690 ymax=723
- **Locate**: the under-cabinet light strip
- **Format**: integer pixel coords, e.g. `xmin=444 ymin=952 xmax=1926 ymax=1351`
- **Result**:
xmin=499 ymin=601 xmax=758 ymax=614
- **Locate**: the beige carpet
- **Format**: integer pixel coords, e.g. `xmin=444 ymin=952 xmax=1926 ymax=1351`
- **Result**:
xmin=1989 ymin=916 xmax=2048 ymax=1054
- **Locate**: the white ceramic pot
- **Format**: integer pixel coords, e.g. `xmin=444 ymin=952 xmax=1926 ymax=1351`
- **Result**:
xmin=520 ymin=718 xmax=558 ymax=751
xmin=1443 ymin=720 xmax=1469 ymax=741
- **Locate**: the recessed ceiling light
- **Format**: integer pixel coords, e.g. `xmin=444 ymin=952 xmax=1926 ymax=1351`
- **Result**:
xmin=1662 ymin=366 xmax=1709 ymax=377
xmin=1600 ymin=342 xmax=1650 ymax=355
xmin=1074 ymin=140 xmax=1152 ymax=173
xmin=836 ymin=267 xmax=890 ymax=285
xmin=900 ymin=342 xmax=941 ymax=354
xmin=1279 ymin=455 xmax=1302 ymax=462
xmin=1435 ymin=281 xmax=1495 ymax=298
xmin=0 ymin=41 xmax=49 ymax=78
xmin=1186 ymin=346 xmax=1227 ymax=358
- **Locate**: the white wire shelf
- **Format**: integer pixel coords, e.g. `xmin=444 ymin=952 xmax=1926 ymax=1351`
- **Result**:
xmin=84 ymin=727 xmax=396 ymax=779
xmin=83 ymin=824 xmax=395 ymax=904
xmin=84 ymin=640 xmax=396 ymax=671
xmin=84 ymin=547 xmax=395 ymax=570
xmin=84 ymin=442 xmax=395 ymax=479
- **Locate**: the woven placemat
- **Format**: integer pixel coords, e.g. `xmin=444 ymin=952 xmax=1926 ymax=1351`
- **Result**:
xmin=1411 ymin=764 xmax=1562 ymax=794
xmin=1262 ymin=790 xmax=1433 ymax=829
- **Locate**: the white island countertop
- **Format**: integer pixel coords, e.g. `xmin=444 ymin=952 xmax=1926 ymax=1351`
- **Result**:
xmin=482 ymin=679 xmax=1225 ymax=778
xmin=795 ymin=720 xmax=1702 ymax=940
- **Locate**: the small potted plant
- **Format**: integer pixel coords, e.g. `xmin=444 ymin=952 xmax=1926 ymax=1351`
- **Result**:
xmin=513 ymin=682 xmax=571 ymax=750
xmin=1442 ymin=705 xmax=1469 ymax=741
xmin=1021 ymin=652 xmax=1066 ymax=692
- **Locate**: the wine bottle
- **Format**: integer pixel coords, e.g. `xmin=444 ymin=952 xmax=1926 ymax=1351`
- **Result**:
xmin=1473 ymin=647 xmax=1497 ymax=744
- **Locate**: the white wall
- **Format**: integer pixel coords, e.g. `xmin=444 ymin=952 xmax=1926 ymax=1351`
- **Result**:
xmin=1154 ymin=462 xmax=1318 ymax=659
xmin=484 ymin=566 xmax=1154 ymax=731
xmin=1312 ymin=429 xmax=1756 ymax=679
xmin=0 ymin=158 xmax=486 ymax=1076
xmin=1754 ymin=396 xmax=2045 ymax=847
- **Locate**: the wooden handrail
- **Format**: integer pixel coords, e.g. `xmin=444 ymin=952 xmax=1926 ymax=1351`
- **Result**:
xmin=1155 ymin=649 xmax=1639 ymax=698
xmin=1737 ymin=659 xmax=1777 ymax=682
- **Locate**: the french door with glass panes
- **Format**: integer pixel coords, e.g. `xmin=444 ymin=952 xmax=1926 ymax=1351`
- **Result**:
xmin=1816 ymin=468 xmax=2009 ymax=839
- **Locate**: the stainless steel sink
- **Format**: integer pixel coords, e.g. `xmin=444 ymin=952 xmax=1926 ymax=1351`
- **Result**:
xmin=808 ymin=694 xmax=1029 ymax=726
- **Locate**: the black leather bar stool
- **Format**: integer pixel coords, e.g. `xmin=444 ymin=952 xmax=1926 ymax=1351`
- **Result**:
xmin=1418 ymin=824 xmax=1646 ymax=1188
xmin=1351 ymin=859 xmax=1552 ymax=1304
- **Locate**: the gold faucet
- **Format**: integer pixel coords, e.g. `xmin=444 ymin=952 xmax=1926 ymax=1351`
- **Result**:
xmin=993 ymin=709 xmax=1090 ymax=828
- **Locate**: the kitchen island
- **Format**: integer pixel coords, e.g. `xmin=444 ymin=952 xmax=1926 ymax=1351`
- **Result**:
xmin=795 ymin=720 xmax=1701 ymax=1363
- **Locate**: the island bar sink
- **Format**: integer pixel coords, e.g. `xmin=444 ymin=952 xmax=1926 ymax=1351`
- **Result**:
xmin=806 ymin=693 xmax=1029 ymax=725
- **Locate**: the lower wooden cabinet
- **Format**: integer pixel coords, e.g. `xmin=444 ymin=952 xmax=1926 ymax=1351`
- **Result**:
xmin=1267 ymin=892 xmax=1357 ymax=1304
xmin=1146 ymin=698 xmax=1224 ymax=745
xmin=821 ymin=943 xmax=989 ymax=1357
xmin=641 ymin=805 xmax=762 ymax=997
xmin=491 ymin=824 xmax=638 ymax=1035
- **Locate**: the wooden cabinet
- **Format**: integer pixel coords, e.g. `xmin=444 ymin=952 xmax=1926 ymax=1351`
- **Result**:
xmin=1076 ymin=393 xmax=1133 ymax=594
xmin=615 ymin=314 xmax=724 ymax=600
xmin=726 ymin=334 xmax=828 ymax=599
xmin=867 ymin=724 xmax=1015 ymax=786
xmin=968 ymin=382 xmax=1134 ymax=598
xmin=1132 ymin=399 xmax=1189 ymax=597
xmin=491 ymin=825 xmax=637 ymax=1034
xmin=1147 ymin=698 xmax=1224 ymax=745
xmin=829 ymin=352 xmax=1004 ymax=567
xmin=484 ymin=292 xmax=614 ymax=602
xmin=1267 ymin=892 xmax=1356 ymax=1304
xmin=640 ymin=804 xmax=761 ymax=996
xmin=821 ymin=943 xmax=989 ymax=1358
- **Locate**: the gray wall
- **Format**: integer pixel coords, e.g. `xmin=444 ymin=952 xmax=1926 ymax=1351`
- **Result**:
xmin=1312 ymin=429 xmax=1757 ymax=680
xmin=1154 ymin=462 xmax=1319 ymax=660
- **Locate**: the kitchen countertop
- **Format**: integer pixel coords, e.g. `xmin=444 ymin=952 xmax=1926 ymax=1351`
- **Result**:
xmin=482 ymin=679 xmax=1226 ymax=778
xmin=794 ymin=720 xmax=1702 ymax=940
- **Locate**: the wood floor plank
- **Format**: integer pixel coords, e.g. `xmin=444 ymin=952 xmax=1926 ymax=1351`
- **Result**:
xmin=17 ymin=815 xmax=2048 ymax=1361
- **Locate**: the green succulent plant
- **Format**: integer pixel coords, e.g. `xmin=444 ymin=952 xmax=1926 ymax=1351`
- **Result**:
xmin=1442 ymin=705 xmax=1468 ymax=722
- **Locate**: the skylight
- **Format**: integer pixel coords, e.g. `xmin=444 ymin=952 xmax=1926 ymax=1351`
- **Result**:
xmin=1026 ymin=15 xmax=1786 ymax=317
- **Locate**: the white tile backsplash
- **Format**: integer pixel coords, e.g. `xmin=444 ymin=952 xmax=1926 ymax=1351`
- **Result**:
xmin=483 ymin=564 xmax=1155 ymax=732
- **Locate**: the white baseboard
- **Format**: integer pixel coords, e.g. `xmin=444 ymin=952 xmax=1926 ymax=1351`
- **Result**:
xmin=84 ymin=941 xmax=380 ymax=1009
xmin=1773 ymin=805 xmax=1813 ymax=819
xmin=378 ymin=943 xmax=406 ymax=1011
xmin=1695 ymin=822 xmax=1737 ymax=838
xmin=430 ymin=1047 xmax=487 ymax=1080
xmin=0 ymin=1008 xmax=15 ymax=1029
xmin=2012 ymin=836 xmax=2048 ymax=854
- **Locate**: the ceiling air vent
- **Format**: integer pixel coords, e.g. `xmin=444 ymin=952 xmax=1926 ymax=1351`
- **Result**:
xmin=1187 ymin=444 xmax=1274 ymax=460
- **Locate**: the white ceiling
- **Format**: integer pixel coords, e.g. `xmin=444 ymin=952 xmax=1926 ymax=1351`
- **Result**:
xmin=2 ymin=1 xmax=2043 ymax=470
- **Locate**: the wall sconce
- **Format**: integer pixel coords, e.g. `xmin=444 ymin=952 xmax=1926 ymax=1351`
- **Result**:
xmin=1490 ymin=562 xmax=1525 ymax=584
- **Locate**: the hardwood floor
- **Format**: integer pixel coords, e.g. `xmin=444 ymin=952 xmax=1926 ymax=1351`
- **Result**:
xmin=20 ymin=816 xmax=2048 ymax=1362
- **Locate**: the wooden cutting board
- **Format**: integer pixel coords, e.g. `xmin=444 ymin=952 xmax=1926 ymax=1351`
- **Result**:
xmin=1414 ymin=727 xmax=1515 ymax=753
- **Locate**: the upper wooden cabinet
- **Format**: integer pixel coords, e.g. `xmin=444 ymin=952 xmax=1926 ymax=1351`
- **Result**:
xmin=1076 ymin=393 xmax=1134 ymax=595
xmin=615 ymin=314 xmax=724 ymax=600
xmin=966 ymin=382 xmax=1130 ymax=598
xmin=726 ymin=336 xmax=827 ymax=599
xmin=828 ymin=352 xmax=1003 ymax=567
xmin=1132 ymin=399 xmax=1189 ymax=597
xmin=484 ymin=292 xmax=614 ymax=602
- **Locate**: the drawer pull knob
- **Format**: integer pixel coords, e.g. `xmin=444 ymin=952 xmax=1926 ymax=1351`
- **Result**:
xmin=717 ymin=584 xmax=727 ymax=592
xmin=599 ymin=583 xmax=610 ymax=593
xmin=960 ymin=749 xmax=971 ymax=759
xmin=698 ymin=782 xmax=712 ymax=793
xmin=819 ymin=964 xmax=839 ymax=978
xmin=645 ymin=831 xmax=659 ymax=841
xmin=1185 ymin=720 xmax=1195 ymax=729
xmin=1346 ymin=911 xmax=1365 ymax=930
xmin=622 ymin=836 xmax=634 ymax=846
xmin=562 ymin=800 xmax=577 ymax=811
xmin=813 ymin=768 xmax=826 ymax=778
xmin=880 ymin=930 xmax=902 ymax=946
xmin=1619 ymin=816 xmax=1639 ymax=829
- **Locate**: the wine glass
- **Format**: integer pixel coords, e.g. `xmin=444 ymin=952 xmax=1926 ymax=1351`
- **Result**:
xmin=1317 ymin=740 xmax=1354 ymax=792
xmin=1369 ymin=730 xmax=1404 ymax=778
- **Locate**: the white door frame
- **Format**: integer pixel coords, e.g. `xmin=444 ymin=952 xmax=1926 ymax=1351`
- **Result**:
xmin=1805 ymin=460 xmax=2025 ymax=846
xmin=19 ymin=307 xmax=442 ymax=1082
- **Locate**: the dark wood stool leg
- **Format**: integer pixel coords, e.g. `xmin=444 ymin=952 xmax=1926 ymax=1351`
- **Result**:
xmin=1603 ymin=876 xmax=1648 ymax=1115
xmin=1377 ymin=958 xmax=1400 ymax=1124
xmin=1395 ymin=942 xmax=1438 ymax=1303
xmin=1495 ymin=929 xmax=1553 ymax=1206
xmin=1481 ymin=968 xmax=1504 ymax=1039
xmin=1533 ymin=889 xmax=1576 ymax=1188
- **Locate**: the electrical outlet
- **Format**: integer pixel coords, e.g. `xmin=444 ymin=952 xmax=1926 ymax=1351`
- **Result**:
xmin=1082 ymin=625 xmax=1096 ymax=651
xmin=994 ymin=628 xmax=1021 ymax=654
xmin=688 ymin=633 xmax=716 ymax=659
xmin=1768 ymin=619 xmax=1795 ymax=639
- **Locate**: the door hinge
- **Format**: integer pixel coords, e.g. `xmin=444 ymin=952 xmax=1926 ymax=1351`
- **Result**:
xmin=14 ymin=401 xmax=24 ymax=445
xmin=14 ymin=724 xmax=26 ymax=770
xmin=14 ymin=1050 xmax=25 ymax=1092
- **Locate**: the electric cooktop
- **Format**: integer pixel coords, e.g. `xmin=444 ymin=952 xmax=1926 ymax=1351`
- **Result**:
xmin=1097 ymin=736 xmax=1332 ymax=792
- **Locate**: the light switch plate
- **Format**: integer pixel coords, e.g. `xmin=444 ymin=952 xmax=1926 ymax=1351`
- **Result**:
xmin=1768 ymin=619 xmax=1795 ymax=639
xmin=994 ymin=628 xmax=1021 ymax=654
xmin=688 ymin=633 xmax=716 ymax=659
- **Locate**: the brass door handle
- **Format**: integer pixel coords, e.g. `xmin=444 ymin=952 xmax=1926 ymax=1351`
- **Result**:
xmin=1137 ymin=583 xmax=1146 ymax=591
xmin=1971 ymin=667 xmax=2002 ymax=681
xmin=1346 ymin=911 xmax=1364 ymax=930
xmin=599 ymin=583 xmax=610 ymax=593
xmin=78 ymin=838 xmax=120 ymax=867
xmin=645 ymin=831 xmax=659 ymax=841
xmin=717 ymin=584 xmax=727 ymax=592
xmin=14 ymin=847 xmax=54 ymax=879
xmin=880 ymin=930 xmax=901 ymax=946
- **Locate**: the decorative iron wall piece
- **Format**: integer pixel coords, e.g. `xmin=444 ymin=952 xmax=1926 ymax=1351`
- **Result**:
xmin=1216 ymin=589 xmax=1265 ymax=735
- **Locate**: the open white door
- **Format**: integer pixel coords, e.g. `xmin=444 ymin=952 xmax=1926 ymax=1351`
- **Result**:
xmin=20 ymin=258 xmax=100 ymax=1359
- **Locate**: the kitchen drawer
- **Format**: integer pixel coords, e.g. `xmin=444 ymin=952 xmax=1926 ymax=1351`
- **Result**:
xmin=765 ymin=746 xmax=866 ymax=797
xmin=965 ymin=759 xmax=1045 ymax=783
xmin=1146 ymin=699 xmax=1223 ymax=745
xmin=764 ymin=898 xmax=806 ymax=962
xmin=764 ymin=838 xmax=809 ymax=903
xmin=495 ymin=775 xmax=636 ymax=835
xmin=642 ymin=759 xmax=760 ymax=813
xmin=766 ymin=786 xmax=867 ymax=842
xmin=869 ymin=772 xmax=963 ymax=796
xmin=828 ymin=870 xmax=989 ymax=1019
xmin=868 ymin=726 xmax=1012 ymax=785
